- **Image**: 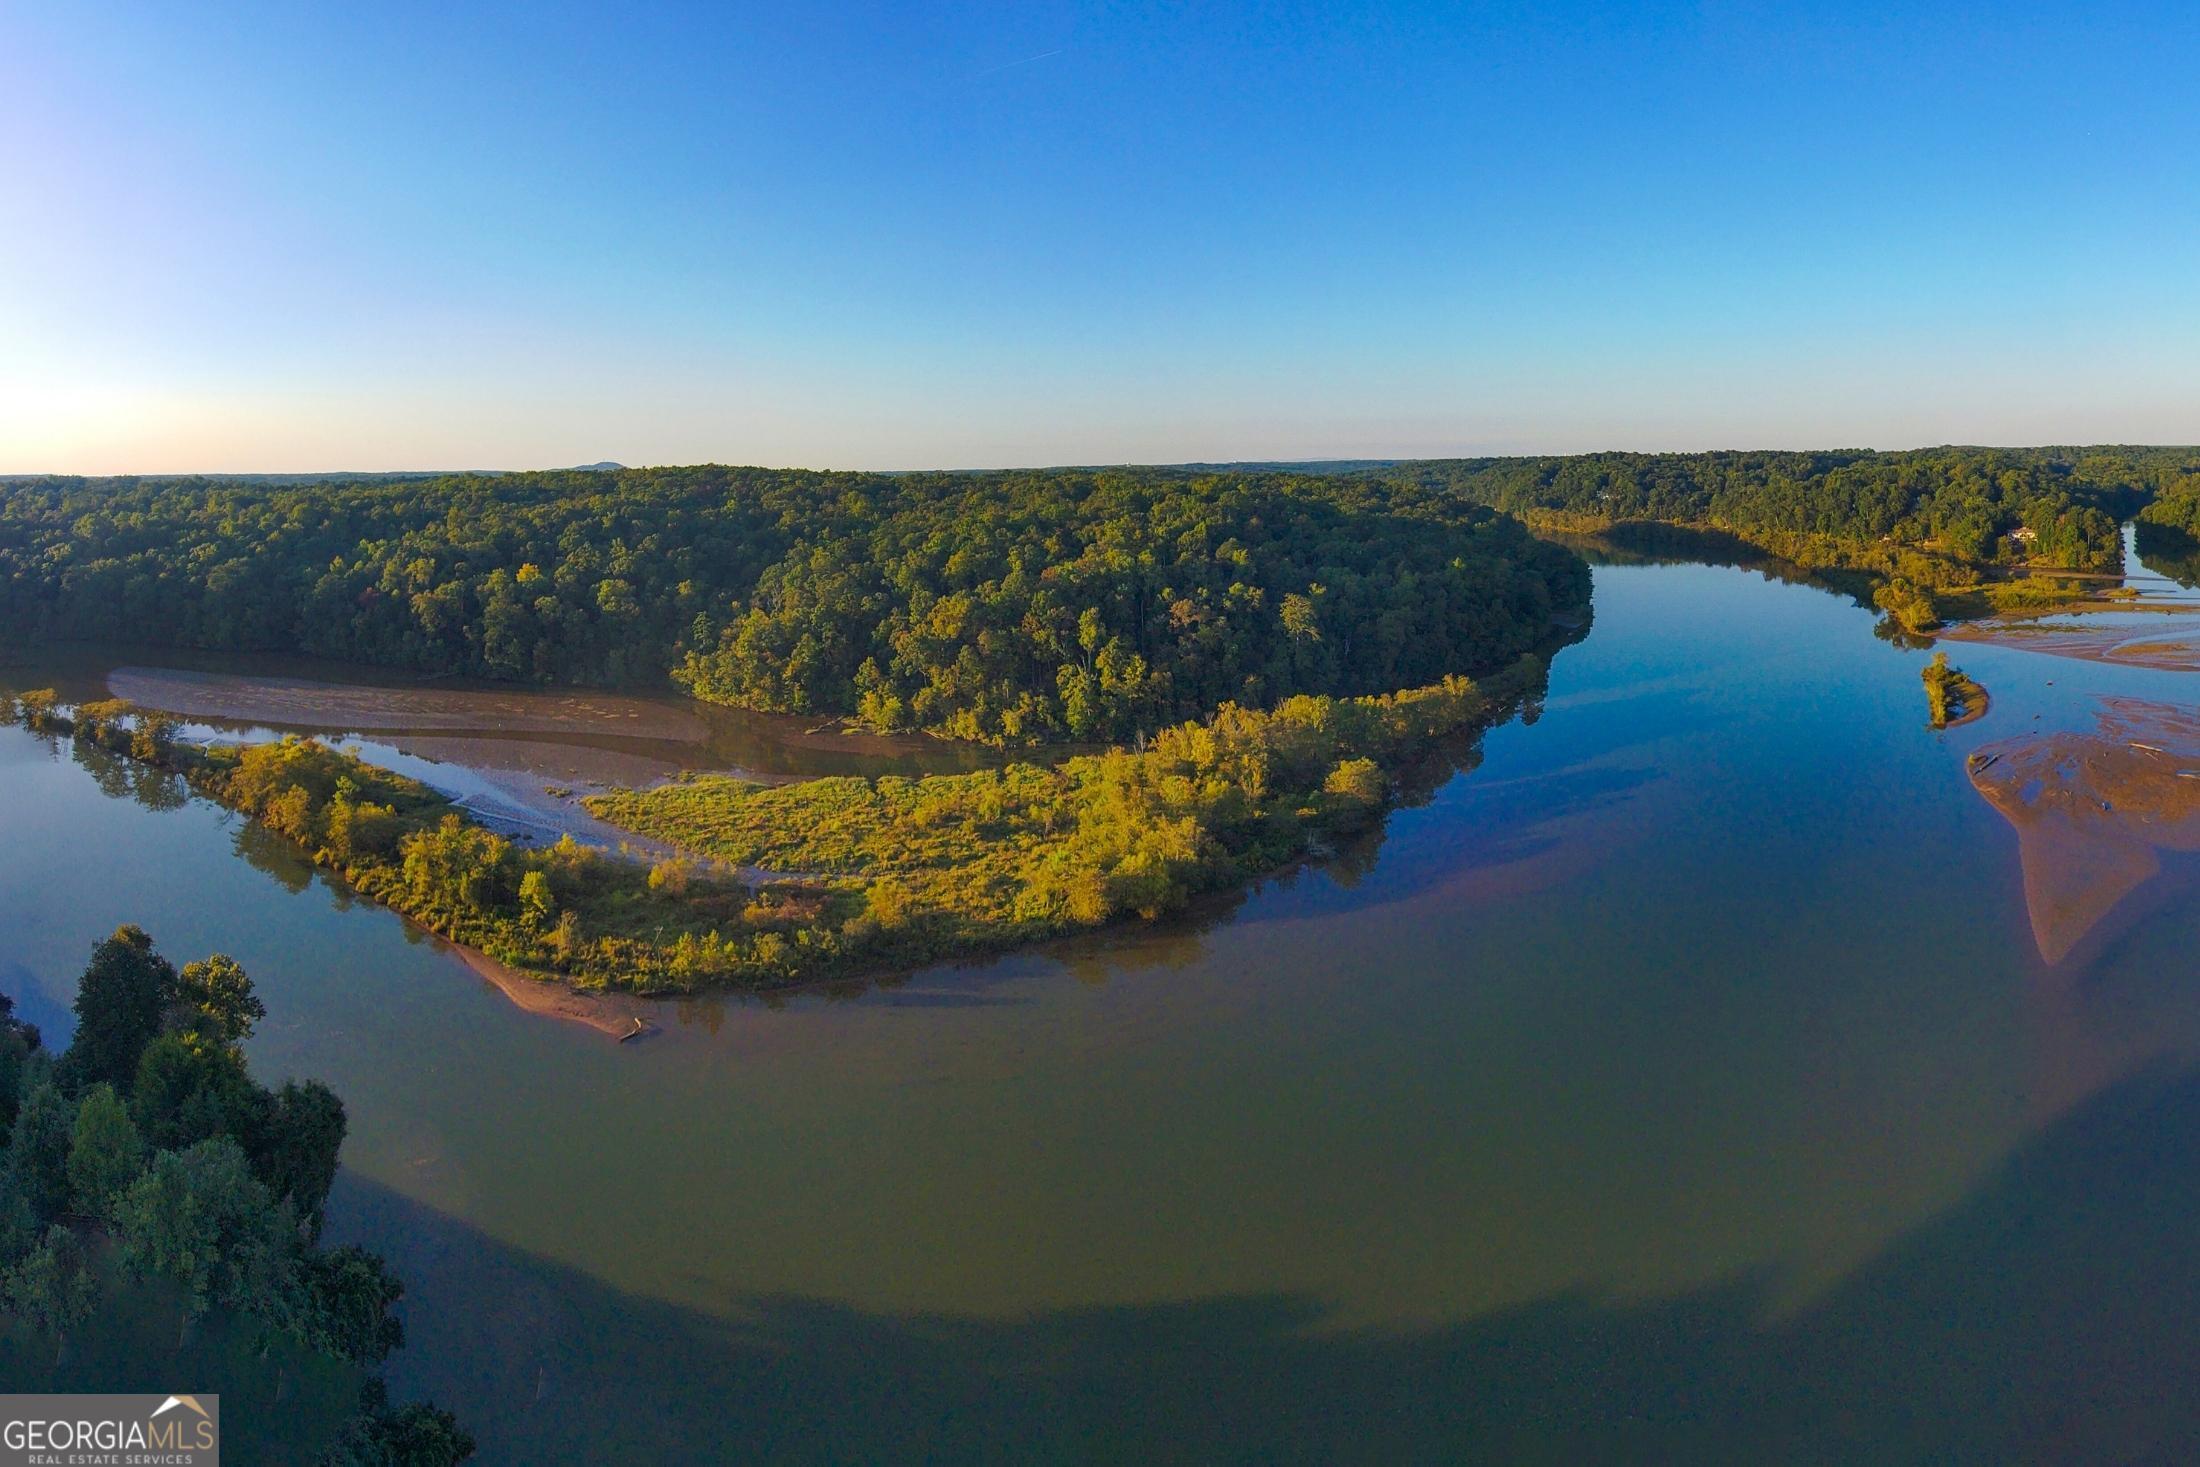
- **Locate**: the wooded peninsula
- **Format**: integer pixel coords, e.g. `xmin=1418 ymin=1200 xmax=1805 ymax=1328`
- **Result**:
xmin=5 ymin=450 xmax=2188 ymax=723
xmin=7 ymin=448 xmax=2196 ymax=996
xmin=8 ymin=655 xmax=1557 ymax=994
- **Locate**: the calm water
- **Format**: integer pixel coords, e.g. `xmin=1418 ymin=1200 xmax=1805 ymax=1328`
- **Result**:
xmin=7 ymin=552 xmax=2200 ymax=1462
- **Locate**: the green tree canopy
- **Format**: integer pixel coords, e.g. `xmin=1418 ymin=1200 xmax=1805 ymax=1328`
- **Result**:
xmin=7 ymin=1223 xmax=96 ymax=1365
xmin=115 ymin=1135 xmax=292 ymax=1328
xmin=6 ymin=1078 xmax=75 ymax=1225
xmin=65 ymin=1082 xmax=143 ymax=1219
xmin=60 ymin=925 xmax=177 ymax=1092
xmin=259 ymin=1080 xmax=347 ymax=1239
xmin=130 ymin=1034 xmax=264 ymax=1153
xmin=0 ymin=463 xmax=1589 ymax=745
xmin=174 ymin=954 xmax=266 ymax=1048
xmin=1 ymin=946 xmax=465 ymax=1457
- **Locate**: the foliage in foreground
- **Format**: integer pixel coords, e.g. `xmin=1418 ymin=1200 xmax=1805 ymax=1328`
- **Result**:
xmin=0 ymin=929 xmax=472 ymax=1464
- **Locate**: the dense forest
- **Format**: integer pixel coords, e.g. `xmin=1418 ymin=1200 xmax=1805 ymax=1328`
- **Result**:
xmin=1378 ymin=447 xmax=2193 ymax=572
xmin=0 ymin=929 xmax=472 ymax=1463
xmin=0 ymin=467 xmax=1584 ymax=745
xmin=2136 ymin=467 xmax=2200 ymax=544
xmin=8 ymin=449 xmax=2193 ymax=744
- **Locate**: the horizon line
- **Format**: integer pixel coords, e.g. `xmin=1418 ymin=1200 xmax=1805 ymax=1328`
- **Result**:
xmin=7 ymin=440 xmax=2200 ymax=481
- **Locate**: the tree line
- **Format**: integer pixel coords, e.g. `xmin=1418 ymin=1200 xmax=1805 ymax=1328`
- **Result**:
xmin=1379 ymin=447 xmax=2194 ymax=572
xmin=0 ymin=466 xmax=1587 ymax=745
xmin=2136 ymin=467 xmax=2200 ymax=579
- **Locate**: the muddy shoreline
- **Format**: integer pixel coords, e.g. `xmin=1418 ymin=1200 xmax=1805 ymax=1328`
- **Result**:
xmin=1939 ymin=680 xmax=1989 ymax=729
xmin=450 ymin=947 xmax=660 ymax=1038
xmin=1941 ymin=610 xmax=2200 ymax=672
xmin=1967 ymin=697 xmax=2200 ymax=962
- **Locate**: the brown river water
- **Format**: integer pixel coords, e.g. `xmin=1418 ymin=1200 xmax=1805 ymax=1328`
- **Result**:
xmin=8 ymin=532 xmax=2200 ymax=1461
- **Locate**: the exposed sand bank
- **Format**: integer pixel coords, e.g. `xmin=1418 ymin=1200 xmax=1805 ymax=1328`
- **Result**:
xmin=1967 ymin=697 xmax=2200 ymax=962
xmin=105 ymin=667 xmax=740 ymax=857
xmin=107 ymin=665 xmax=714 ymax=739
xmin=1940 ymin=610 xmax=2200 ymax=672
xmin=451 ymin=947 xmax=659 ymax=1039
xmin=1938 ymin=679 xmax=1989 ymax=729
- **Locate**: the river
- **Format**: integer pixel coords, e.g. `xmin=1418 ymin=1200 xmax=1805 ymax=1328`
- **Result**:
xmin=7 ymin=540 xmax=2200 ymax=1461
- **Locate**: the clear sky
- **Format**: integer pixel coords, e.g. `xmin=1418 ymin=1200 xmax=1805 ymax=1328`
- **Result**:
xmin=5 ymin=1 xmax=2197 ymax=473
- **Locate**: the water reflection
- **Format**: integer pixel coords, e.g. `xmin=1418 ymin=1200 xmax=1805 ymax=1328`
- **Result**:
xmin=1 ymin=645 xmax=1009 ymax=858
xmin=2134 ymin=519 xmax=2200 ymax=589
xmin=1550 ymin=520 xmax=1949 ymax=650
xmin=1546 ymin=520 xmax=1796 ymax=579
xmin=346 ymin=1058 xmax=2200 ymax=1462
xmin=1940 ymin=521 xmax=2200 ymax=672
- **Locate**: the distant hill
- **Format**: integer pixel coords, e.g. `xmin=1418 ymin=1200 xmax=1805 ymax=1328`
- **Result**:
xmin=569 ymin=461 xmax=625 ymax=472
xmin=1165 ymin=459 xmax=1398 ymax=475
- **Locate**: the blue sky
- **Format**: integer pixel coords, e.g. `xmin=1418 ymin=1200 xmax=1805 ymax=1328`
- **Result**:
xmin=4 ymin=1 xmax=2197 ymax=472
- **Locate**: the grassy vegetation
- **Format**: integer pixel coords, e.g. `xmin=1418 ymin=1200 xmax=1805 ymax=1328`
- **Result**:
xmin=585 ymin=656 xmax=1552 ymax=974
xmin=1932 ymin=576 xmax=2114 ymax=622
xmin=4 ymin=692 xmax=844 ymax=993
xmin=7 ymin=653 xmax=1554 ymax=994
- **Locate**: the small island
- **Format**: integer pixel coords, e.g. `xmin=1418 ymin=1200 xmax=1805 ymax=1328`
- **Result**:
xmin=1921 ymin=651 xmax=1988 ymax=729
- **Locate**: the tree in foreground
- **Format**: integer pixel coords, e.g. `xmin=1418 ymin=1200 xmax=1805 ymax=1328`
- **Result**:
xmin=261 ymin=1080 xmax=347 ymax=1239
xmin=65 ymin=1083 xmax=143 ymax=1219
xmin=0 ymin=934 xmax=471 ymax=1460
xmin=115 ymin=1136 xmax=290 ymax=1345
xmin=0 ymin=989 xmax=40 ymax=1054
xmin=320 ymin=1380 xmax=476 ymax=1467
xmin=7 ymin=1078 xmax=75 ymax=1224
xmin=174 ymin=954 xmax=266 ymax=1047
xmin=8 ymin=1223 xmax=96 ymax=1366
xmin=61 ymin=925 xmax=177 ymax=1092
